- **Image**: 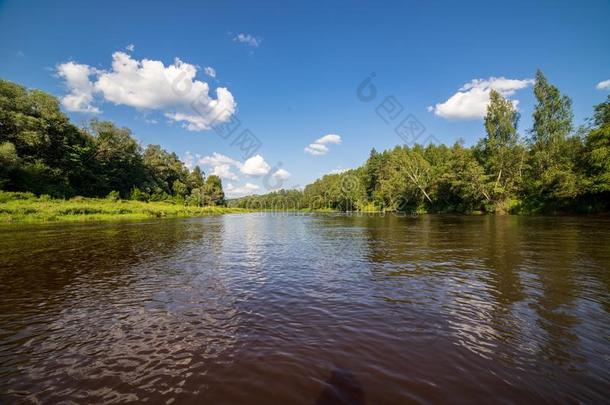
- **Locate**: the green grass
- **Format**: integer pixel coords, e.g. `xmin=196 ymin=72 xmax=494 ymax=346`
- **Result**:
xmin=0 ymin=192 xmax=247 ymax=223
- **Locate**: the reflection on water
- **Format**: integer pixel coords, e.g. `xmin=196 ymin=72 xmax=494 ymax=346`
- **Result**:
xmin=0 ymin=214 xmax=609 ymax=403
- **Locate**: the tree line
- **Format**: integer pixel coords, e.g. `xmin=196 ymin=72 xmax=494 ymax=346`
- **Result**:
xmin=230 ymin=71 xmax=610 ymax=214
xmin=0 ymin=79 xmax=225 ymax=206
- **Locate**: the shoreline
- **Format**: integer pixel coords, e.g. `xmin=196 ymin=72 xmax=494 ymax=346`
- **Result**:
xmin=2 ymin=193 xmax=608 ymax=224
xmin=0 ymin=193 xmax=248 ymax=224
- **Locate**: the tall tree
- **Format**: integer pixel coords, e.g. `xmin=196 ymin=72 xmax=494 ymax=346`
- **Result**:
xmin=363 ymin=148 xmax=381 ymax=200
xmin=203 ymin=175 xmax=225 ymax=206
xmin=583 ymin=95 xmax=610 ymax=194
xmin=527 ymin=70 xmax=578 ymax=200
xmin=91 ymin=120 xmax=146 ymax=197
xmin=142 ymin=144 xmax=190 ymax=197
xmin=531 ymin=70 xmax=573 ymax=144
xmin=187 ymin=166 xmax=205 ymax=190
xmin=478 ymin=89 xmax=524 ymax=204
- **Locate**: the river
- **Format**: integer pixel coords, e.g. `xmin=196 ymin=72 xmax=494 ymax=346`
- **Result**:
xmin=1 ymin=213 xmax=609 ymax=403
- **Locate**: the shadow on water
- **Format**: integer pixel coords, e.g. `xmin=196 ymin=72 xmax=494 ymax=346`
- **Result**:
xmin=316 ymin=368 xmax=365 ymax=405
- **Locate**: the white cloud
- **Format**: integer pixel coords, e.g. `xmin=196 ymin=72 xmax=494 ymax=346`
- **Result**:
xmin=272 ymin=168 xmax=291 ymax=180
xmin=315 ymin=134 xmax=341 ymax=144
xmin=204 ymin=66 xmax=216 ymax=78
xmin=429 ymin=77 xmax=534 ymax=120
xmin=56 ymin=62 xmax=100 ymax=113
xmin=304 ymin=143 xmax=328 ymax=155
xmin=197 ymin=152 xmax=272 ymax=180
xmin=304 ymin=133 xmax=342 ymax=155
xmin=596 ymin=79 xmax=610 ymax=90
xmin=183 ymin=151 xmax=195 ymax=170
xmin=233 ymin=33 xmax=261 ymax=47
xmin=210 ymin=164 xmax=239 ymax=180
xmin=126 ymin=44 xmax=135 ymax=52
xmin=226 ymin=182 xmax=260 ymax=197
xmin=198 ymin=152 xmax=240 ymax=180
xmin=56 ymin=52 xmax=236 ymax=130
xmin=240 ymin=154 xmax=271 ymax=176
xmin=199 ymin=152 xmax=240 ymax=167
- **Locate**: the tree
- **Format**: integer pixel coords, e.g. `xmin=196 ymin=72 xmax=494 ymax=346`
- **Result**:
xmin=172 ymin=180 xmax=188 ymax=199
xmin=143 ymin=145 xmax=189 ymax=195
xmin=129 ymin=187 xmax=148 ymax=201
xmin=91 ymin=120 xmax=146 ymax=197
xmin=187 ymin=166 xmax=205 ymax=190
xmin=0 ymin=142 xmax=20 ymax=188
xmin=0 ymin=79 xmax=95 ymax=196
xmin=526 ymin=70 xmax=578 ymax=200
xmin=583 ymin=95 xmax=610 ymax=194
xmin=363 ymin=148 xmax=381 ymax=199
xmin=203 ymin=175 xmax=225 ymax=206
xmin=378 ymin=145 xmax=433 ymax=211
xmin=1 ymin=75 xmax=608 ymax=214
xmin=531 ymin=70 xmax=573 ymax=145
xmin=477 ymin=89 xmax=524 ymax=205
xmin=436 ymin=141 xmax=489 ymax=212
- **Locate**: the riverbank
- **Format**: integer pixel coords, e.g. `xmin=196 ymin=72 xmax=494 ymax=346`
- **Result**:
xmin=0 ymin=192 xmax=247 ymax=223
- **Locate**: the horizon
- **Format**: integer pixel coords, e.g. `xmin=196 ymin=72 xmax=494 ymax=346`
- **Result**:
xmin=1 ymin=0 xmax=609 ymax=197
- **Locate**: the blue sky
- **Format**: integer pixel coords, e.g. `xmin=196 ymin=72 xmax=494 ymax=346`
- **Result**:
xmin=1 ymin=0 xmax=609 ymax=196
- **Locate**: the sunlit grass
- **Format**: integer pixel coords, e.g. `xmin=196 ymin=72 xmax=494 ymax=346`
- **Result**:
xmin=0 ymin=192 xmax=247 ymax=223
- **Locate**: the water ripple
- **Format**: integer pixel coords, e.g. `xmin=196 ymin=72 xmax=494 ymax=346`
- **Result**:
xmin=0 ymin=214 xmax=609 ymax=403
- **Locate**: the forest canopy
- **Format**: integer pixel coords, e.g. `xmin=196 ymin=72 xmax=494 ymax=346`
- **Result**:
xmin=0 ymin=78 xmax=224 ymax=206
xmin=230 ymin=71 xmax=610 ymax=214
xmin=1 ymin=72 xmax=609 ymax=214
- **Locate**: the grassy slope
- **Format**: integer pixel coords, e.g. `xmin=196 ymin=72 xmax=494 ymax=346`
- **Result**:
xmin=0 ymin=193 xmax=247 ymax=223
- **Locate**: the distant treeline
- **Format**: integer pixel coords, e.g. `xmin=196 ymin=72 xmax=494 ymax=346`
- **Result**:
xmin=0 ymin=79 xmax=225 ymax=206
xmin=230 ymin=71 xmax=610 ymax=214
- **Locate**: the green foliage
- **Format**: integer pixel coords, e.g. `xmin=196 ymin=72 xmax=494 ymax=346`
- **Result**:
xmin=172 ymin=180 xmax=188 ymax=198
xmin=477 ymin=90 xmax=524 ymax=205
xmin=0 ymin=78 xmax=223 ymax=206
xmin=186 ymin=187 xmax=204 ymax=207
xmin=106 ymin=190 xmax=121 ymax=201
xmin=229 ymin=189 xmax=305 ymax=210
xmin=435 ymin=141 xmax=489 ymax=212
xmin=129 ymin=187 xmax=149 ymax=202
xmin=526 ymin=70 xmax=579 ymax=201
xmin=0 ymin=141 xmax=20 ymax=187
xmin=90 ymin=120 xmax=145 ymax=196
xmin=1 ymin=74 xmax=608 ymax=216
xmin=582 ymin=96 xmax=610 ymax=194
xmin=0 ymin=191 xmax=245 ymax=223
xmin=187 ymin=166 xmax=205 ymax=190
xmin=142 ymin=144 xmax=190 ymax=196
xmin=231 ymin=73 xmax=608 ymax=215
xmin=203 ymin=175 xmax=225 ymax=206
xmin=531 ymin=70 xmax=573 ymax=144
xmin=0 ymin=79 xmax=93 ymax=196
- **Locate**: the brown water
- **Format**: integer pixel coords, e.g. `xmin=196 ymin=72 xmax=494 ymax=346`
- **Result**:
xmin=0 ymin=213 xmax=609 ymax=404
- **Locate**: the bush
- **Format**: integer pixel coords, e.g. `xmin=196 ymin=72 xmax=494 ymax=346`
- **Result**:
xmin=106 ymin=190 xmax=121 ymax=201
xmin=129 ymin=187 xmax=149 ymax=202
xmin=0 ymin=191 xmax=37 ymax=203
xmin=186 ymin=188 xmax=203 ymax=207
xmin=149 ymin=188 xmax=170 ymax=202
